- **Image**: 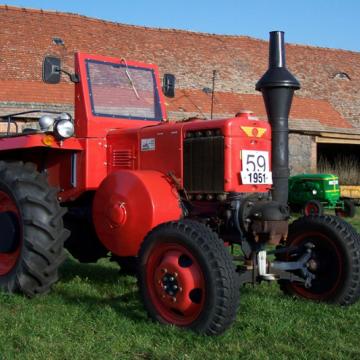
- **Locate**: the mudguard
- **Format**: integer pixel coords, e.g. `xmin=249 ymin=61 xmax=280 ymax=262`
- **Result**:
xmin=93 ymin=170 xmax=182 ymax=256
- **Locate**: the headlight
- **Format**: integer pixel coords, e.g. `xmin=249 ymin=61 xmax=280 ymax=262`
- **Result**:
xmin=54 ymin=119 xmax=74 ymax=139
xmin=39 ymin=115 xmax=54 ymax=131
xmin=312 ymin=189 xmax=317 ymax=195
xmin=58 ymin=112 xmax=71 ymax=121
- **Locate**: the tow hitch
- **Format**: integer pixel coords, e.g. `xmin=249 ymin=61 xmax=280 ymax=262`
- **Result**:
xmin=238 ymin=244 xmax=316 ymax=287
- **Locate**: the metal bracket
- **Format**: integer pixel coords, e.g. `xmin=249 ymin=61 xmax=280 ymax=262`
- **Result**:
xmin=236 ymin=244 xmax=316 ymax=287
xmin=270 ymin=244 xmax=315 ymax=287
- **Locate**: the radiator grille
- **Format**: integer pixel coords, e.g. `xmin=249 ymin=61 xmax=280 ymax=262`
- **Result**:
xmin=183 ymin=135 xmax=224 ymax=192
xmin=112 ymin=149 xmax=133 ymax=168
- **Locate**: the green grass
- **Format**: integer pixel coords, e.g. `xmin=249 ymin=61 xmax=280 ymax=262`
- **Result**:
xmin=0 ymin=214 xmax=360 ymax=360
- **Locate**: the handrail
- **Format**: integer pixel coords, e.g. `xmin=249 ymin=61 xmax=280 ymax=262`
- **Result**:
xmin=0 ymin=110 xmax=72 ymax=136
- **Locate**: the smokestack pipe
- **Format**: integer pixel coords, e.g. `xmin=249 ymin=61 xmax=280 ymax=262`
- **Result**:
xmin=256 ymin=31 xmax=300 ymax=206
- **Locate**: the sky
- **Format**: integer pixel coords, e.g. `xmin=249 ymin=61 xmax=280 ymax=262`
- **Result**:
xmin=3 ymin=0 xmax=360 ymax=52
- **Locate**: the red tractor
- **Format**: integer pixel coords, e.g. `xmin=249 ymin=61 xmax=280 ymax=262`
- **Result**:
xmin=0 ymin=32 xmax=359 ymax=335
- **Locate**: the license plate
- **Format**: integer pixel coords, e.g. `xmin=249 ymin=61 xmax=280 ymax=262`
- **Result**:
xmin=240 ymin=150 xmax=272 ymax=185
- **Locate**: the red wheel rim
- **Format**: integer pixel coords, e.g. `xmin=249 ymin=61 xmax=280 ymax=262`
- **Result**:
xmin=146 ymin=242 xmax=206 ymax=326
xmin=304 ymin=203 xmax=319 ymax=216
xmin=290 ymin=232 xmax=343 ymax=300
xmin=0 ymin=191 xmax=21 ymax=276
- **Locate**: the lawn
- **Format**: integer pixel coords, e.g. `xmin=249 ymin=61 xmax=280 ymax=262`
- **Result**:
xmin=1 ymin=213 xmax=360 ymax=359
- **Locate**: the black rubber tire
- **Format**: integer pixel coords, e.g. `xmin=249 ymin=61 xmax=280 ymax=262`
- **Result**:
xmin=0 ymin=161 xmax=69 ymax=297
xmin=278 ymin=215 xmax=360 ymax=305
xmin=138 ymin=219 xmax=240 ymax=335
xmin=302 ymin=200 xmax=324 ymax=216
xmin=335 ymin=199 xmax=356 ymax=218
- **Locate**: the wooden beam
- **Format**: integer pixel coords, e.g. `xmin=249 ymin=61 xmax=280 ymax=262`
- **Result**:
xmin=316 ymin=136 xmax=360 ymax=145
xmin=318 ymin=132 xmax=360 ymax=140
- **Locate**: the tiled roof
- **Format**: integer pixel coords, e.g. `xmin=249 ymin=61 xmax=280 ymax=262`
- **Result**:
xmin=167 ymin=90 xmax=353 ymax=129
xmin=0 ymin=5 xmax=359 ymax=132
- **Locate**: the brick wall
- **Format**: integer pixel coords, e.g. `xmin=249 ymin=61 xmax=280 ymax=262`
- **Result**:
xmin=0 ymin=5 xmax=359 ymax=130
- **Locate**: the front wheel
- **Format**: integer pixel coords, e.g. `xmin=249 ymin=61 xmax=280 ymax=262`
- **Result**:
xmin=278 ymin=215 xmax=360 ymax=305
xmin=138 ymin=220 xmax=240 ymax=335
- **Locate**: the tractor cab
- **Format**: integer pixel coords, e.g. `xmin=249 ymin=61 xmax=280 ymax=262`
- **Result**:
xmin=0 ymin=53 xmax=171 ymax=141
xmin=44 ymin=53 xmax=171 ymax=138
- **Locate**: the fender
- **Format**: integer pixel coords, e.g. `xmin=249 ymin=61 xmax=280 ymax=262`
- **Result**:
xmin=92 ymin=170 xmax=183 ymax=257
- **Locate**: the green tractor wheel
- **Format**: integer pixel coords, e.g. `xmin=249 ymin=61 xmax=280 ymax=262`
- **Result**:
xmin=335 ymin=198 xmax=356 ymax=218
xmin=303 ymin=200 xmax=324 ymax=216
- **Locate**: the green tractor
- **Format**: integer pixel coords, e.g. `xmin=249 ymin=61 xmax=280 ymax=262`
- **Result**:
xmin=288 ymin=173 xmax=356 ymax=217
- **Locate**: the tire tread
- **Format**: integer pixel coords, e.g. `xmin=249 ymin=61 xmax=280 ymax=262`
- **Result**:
xmin=0 ymin=161 xmax=68 ymax=297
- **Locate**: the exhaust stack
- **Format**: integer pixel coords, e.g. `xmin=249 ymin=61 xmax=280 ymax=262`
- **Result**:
xmin=256 ymin=31 xmax=300 ymax=206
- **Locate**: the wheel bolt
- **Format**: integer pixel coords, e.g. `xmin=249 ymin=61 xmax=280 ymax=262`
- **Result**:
xmin=163 ymin=285 xmax=168 ymax=290
xmin=173 ymin=285 xmax=178 ymax=290
xmin=161 ymin=268 xmax=167 ymax=274
xmin=174 ymin=272 xmax=178 ymax=277
xmin=169 ymin=276 xmax=175 ymax=281
xmin=172 ymin=297 xmax=177 ymax=303
xmin=307 ymin=259 xmax=318 ymax=271
xmin=178 ymin=287 xmax=183 ymax=292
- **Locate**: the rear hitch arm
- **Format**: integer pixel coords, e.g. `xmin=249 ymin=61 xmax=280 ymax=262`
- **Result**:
xmin=270 ymin=246 xmax=315 ymax=287
xmin=236 ymin=245 xmax=316 ymax=287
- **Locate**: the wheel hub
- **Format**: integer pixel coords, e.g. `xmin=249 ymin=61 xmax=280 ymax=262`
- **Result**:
xmin=147 ymin=244 xmax=205 ymax=325
xmin=161 ymin=271 xmax=179 ymax=297
xmin=0 ymin=190 xmax=21 ymax=276
xmin=307 ymin=258 xmax=318 ymax=272
xmin=0 ymin=211 xmax=20 ymax=253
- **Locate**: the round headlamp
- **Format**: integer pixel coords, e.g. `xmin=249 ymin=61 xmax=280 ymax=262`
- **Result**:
xmin=312 ymin=189 xmax=317 ymax=195
xmin=54 ymin=118 xmax=74 ymax=139
xmin=39 ymin=115 xmax=54 ymax=131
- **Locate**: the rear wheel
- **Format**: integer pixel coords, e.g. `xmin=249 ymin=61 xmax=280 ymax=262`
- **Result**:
xmin=335 ymin=198 xmax=356 ymax=218
xmin=278 ymin=215 xmax=360 ymax=305
xmin=303 ymin=200 xmax=323 ymax=216
xmin=138 ymin=220 xmax=239 ymax=335
xmin=0 ymin=161 xmax=68 ymax=296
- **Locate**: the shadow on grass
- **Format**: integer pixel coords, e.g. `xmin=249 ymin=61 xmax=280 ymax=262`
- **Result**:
xmin=59 ymin=257 xmax=123 ymax=285
xmin=56 ymin=287 xmax=147 ymax=323
xmin=57 ymin=257 xmax=148 ymax=323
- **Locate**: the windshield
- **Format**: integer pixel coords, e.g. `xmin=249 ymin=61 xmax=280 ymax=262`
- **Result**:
xmin=86 ymin=59 xmax=162 ymax=121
